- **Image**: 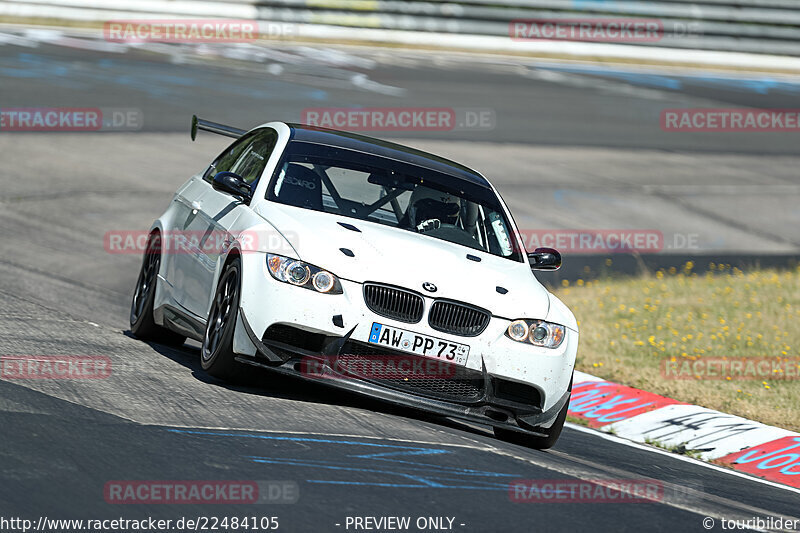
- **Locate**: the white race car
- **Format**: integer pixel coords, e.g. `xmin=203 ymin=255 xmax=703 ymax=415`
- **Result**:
xmin=130 ymin=116 xmax=578 ymax=449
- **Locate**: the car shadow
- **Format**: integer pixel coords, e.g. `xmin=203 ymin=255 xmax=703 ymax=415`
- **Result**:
xmin=122 ymin=330 xmax=494 ymax=440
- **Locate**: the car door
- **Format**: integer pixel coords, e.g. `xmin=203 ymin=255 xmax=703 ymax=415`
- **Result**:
xmin=168 ymin=130 xmax=254 ymax=315
xmin=180 ymin=128 xmax=278 ymax=319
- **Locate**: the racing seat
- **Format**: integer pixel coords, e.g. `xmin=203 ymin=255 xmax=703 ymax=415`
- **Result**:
xmin=277 ymin=163 xmax=323 ymax=210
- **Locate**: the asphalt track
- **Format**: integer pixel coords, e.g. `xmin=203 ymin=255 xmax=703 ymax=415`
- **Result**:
xmin=1 ymin=26 xmax=800 ymax=533
xmin=3 ymin=26 xmax=800 ymax=267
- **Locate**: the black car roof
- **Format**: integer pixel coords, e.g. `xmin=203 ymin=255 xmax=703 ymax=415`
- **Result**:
xmin=286 ymin=123 xmax=491 ymax=189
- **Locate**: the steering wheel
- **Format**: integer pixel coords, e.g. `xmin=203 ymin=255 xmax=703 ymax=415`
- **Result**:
xmin=416 ymin=218 xmax=442 ymax=233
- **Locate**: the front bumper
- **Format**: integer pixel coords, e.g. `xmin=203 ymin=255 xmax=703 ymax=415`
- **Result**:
xmin=234 ymin=251 xmax=576 ymax=433
xmin=238 ymin=310 xmax=570 ymax=435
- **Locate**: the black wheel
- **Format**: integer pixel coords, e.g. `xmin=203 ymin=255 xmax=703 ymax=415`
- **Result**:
xmin=201 ymin=256 xmax=246 ymax=381
xmin=493 ymin=399 xmax=568 ymax=450
xmin=130 ymin=232 xmax=186 ymax=346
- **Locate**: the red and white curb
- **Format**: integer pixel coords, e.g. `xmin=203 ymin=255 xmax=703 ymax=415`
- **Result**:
xmin=569 ymin=371 xmax=800 ymax=489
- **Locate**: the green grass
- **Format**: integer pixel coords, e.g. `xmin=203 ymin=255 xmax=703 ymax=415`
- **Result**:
xmin=644 ymin=438 xmax=704 ymax=459
xmin=566 ymin=415 xmax=591 ymax=427
xmin=556 ymin=263 xmax=800 ymax=432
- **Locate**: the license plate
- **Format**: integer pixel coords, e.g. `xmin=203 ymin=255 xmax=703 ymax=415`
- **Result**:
xmin=367 ymin=322 xmax=470 ymax=366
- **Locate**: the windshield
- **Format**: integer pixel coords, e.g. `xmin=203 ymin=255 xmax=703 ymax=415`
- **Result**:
xmin=267 ymin=141 xmax=523 ymax=262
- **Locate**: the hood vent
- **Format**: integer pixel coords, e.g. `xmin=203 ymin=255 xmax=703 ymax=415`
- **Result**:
xmin=337 ymin=221 xmax=361 ymax=232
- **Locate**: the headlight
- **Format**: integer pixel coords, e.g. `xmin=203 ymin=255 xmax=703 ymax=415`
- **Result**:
xmin=505 ymin=319 xmax=566 ymax=349
xmin=286 ymin=261 xmax=310 ymax=286
xmin=312 ymin=270 xmax=335 ymax=293
xmin=266 ymin=254 xmax=342 ymax=294
xmin=507 ymin=320 xmax=529 ymax=342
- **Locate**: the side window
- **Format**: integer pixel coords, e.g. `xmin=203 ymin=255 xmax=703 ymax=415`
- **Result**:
xmin=230 ymin=130 xmax=278 ymax=185
xmin=202 ymin=128 xmax=277 ymax=185
xmin=203 ymin=135 xmax=250 ymax=182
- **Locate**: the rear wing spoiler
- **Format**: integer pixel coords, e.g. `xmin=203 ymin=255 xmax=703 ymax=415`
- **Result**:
xmin=190 ymin=115 xmax=246 ymax=141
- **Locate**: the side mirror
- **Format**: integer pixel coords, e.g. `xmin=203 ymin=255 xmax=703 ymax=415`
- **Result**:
xmin=528 ymin=247 xmax=561 ymax=271
xmin=212 ymin=171 xmax=252 ymax=203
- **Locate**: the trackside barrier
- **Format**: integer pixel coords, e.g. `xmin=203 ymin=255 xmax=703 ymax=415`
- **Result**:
xmin=4 ymin=0 xmax=800 ymax=56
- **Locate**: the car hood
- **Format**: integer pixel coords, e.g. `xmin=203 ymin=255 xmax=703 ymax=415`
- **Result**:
xmin=255 ymin=202 xmax=551 ymax=320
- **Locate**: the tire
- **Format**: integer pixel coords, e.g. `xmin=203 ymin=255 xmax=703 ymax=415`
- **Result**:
xmin=200 ymin=256 xmax=246 ymax=381
xmin=493 ymin=399 xmax=568 ymax=450
xmin=130 ymin=232 xmax=187 ymax=346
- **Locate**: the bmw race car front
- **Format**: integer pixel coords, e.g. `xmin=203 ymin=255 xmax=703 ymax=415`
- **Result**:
xmin=230 ymin=210 xmax=578 ymax=434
